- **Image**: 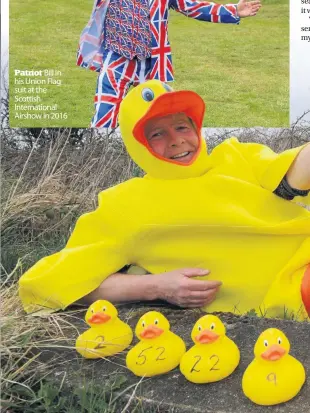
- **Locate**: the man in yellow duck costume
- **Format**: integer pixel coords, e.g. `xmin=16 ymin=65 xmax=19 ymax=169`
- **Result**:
xmin=19 ymin=80 xmax=310 ymax=321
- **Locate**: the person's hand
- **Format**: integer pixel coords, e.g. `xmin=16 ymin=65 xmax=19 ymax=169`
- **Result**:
xmin=155 ymin=268 xmax=222 ymax=308
xmin=237 ymin=0 xmax=262 ymax=18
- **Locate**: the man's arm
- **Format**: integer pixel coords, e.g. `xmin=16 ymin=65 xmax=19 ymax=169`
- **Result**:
xmin=169 ymin=0 xmax=261 ymax=24
xmin=83 ymin=268 xmax=222 ymax=308
xmin=286 ymin=144 xmax=310 ymax=191
xmin=82 ymin=272 xmax=158 ymax=303
xmin=219 ymin=137 xmax=309 ymax=196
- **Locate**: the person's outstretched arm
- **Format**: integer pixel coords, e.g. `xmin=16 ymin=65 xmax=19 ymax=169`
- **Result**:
xmin=286 ymin=144 xmax=310 ymax=191
xmin=82 ymin=268 xmax=222 ymax=308
xmin=170 ymin=0 xmax=261 ymax=24
xmin=217 ymin=137 xmax=309 ymax=202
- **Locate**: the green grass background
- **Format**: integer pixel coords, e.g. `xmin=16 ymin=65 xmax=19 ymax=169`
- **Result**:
xmin=9 ymin=0 xmax=289 ymax=128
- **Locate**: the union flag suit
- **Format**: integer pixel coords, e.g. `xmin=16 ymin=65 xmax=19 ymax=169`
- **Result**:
xmin=77 ymin=0 xmax=240 ymax=128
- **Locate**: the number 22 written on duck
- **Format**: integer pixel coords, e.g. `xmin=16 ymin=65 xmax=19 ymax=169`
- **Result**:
xmin=190 ymin=354 xmax=220 ymax=373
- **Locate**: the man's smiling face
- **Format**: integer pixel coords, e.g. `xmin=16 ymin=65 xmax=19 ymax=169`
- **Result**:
xmin=144 ymin=113 xmax=199 ymax=163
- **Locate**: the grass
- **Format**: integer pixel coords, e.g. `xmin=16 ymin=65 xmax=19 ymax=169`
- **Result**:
xmin=9 ymin=0 xmax=288 ymax=128
xmin=169 ymin=0 xmax=289 ymax=127
xmin=1 ymin=129 xmax=138 ymax=275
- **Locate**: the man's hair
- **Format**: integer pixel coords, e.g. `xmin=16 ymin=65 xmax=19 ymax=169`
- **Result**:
xmin=188 ymin=116 xmax=198 ymax=133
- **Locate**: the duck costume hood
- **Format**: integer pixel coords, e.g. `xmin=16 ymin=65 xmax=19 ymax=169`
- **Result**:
xmin=119 ymin=80 xmax=208 ymax=180
xmin=19 ymin=80 xmax=310 ymax=320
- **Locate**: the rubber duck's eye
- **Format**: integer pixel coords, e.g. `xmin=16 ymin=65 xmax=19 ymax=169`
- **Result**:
xmin=264 ymin=340 xmax=268 ymax=347
xmin=102 ymin=307 xmax=106 ymax=312
xmin=162 ymin=83 xmax=173 ymax=92
xmin=278 ymin=337 xmax=282 ymax=345
xmin=198 ymin=325 xmax=202 ymax=332
xmin=210 ymin=323 xmax=215 ymax=330
xmin=142 ymin=321 xmax=146 ymax=328
xmin=154 ymin=319 xmax=159 ymax=325
xmin=91 ymin=308 xmax=94 ymax=313
xmin=142 ymin=88 xmax=154 ymax=102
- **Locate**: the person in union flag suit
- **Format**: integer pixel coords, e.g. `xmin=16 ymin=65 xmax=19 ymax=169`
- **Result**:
xmin=77 ymin=0 xmax=261 ymax=129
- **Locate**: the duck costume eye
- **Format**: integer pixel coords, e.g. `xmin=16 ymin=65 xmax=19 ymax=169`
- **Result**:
xmin=141 ymin=88 xmax=154 ymax=102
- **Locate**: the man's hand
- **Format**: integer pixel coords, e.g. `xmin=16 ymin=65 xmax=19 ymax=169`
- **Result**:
xmin=156 ymin=268 xmax=222 ymax=308
xmin=237 ymin=0 xmax=262 ymax=18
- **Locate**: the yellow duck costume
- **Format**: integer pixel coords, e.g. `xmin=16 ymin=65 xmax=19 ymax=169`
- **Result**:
xmin=19 ymin=80 xmax=310 ymax=320
xmin=242 ymin=328 xmax=306 ymax=405
xmin=75 ymin=300 xmax=133 ymax=358
xmin=180 ymin=315 xmax=240 ymax=383
xmin=126 ymin=311 xmax=186 ymax=377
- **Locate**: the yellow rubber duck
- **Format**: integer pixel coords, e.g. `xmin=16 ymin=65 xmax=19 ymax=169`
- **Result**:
xmin=242 ymin=328 xmax=306 ymax=405
xmin=75 ymin=300 xmax=133 ymax=359
xmin=126 ymin=311 xmax=186 ymax=377
xmin=180 ymin=315 xmax=240 ymax=383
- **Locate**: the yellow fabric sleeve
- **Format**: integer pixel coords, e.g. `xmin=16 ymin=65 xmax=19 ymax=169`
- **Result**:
xmin=230 ymin=138 xmax=308 ymax=192
xmin=18 ymin=191 xmax=129 ymax=313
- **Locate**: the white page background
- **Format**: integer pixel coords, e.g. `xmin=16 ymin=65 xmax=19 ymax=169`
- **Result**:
xmin=290 ymin=0 xmax=310 ymax=122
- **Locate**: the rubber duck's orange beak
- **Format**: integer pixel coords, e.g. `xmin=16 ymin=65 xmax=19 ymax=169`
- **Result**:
xmin=140 ymin=325 xmax=164 ymax=339
xmin=87 ymin=312 xmax=111 ymax=324
xmin=195 ymin=329 xmax=219 ymax=344
xmin=261 ymin=344 xmax=286 ymax=361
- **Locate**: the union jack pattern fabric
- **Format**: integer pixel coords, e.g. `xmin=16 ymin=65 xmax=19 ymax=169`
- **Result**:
xmin=170 ymin=0 xmax=239 ymax=23
xmin=78 ymin=0 xmax=240 ymax=128
xmin=91 ymin=49 xmax=152 ymax=128
xmin=104 ymin=0 xmax=152 ymax=60
xmin=77 ymin=0 xmax=240 ymax=80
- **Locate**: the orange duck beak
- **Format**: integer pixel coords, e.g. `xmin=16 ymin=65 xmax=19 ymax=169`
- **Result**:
xmin=140 ymin=325 xmax=164 ymax=339
xmin=87 ymin=312 xmax=111 ymax=324
xmin=195 ymin=329 xmax=219 ymax=344
xmin=261 ymin=344 xmax=286 ymax=361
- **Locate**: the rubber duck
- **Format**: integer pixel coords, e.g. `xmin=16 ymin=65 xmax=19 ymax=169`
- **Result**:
xmin=75 ymin=300 xmax=133 ymax=359
xmin=242 ymin=328 xmax=306 ymax=405
xmin=126 ymin=311 xmax=186 ymax=377
xmin=19 ymin=80 xmax=310 ymax=322
xmin=180 ymin=315 xmax=240 ymax=383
